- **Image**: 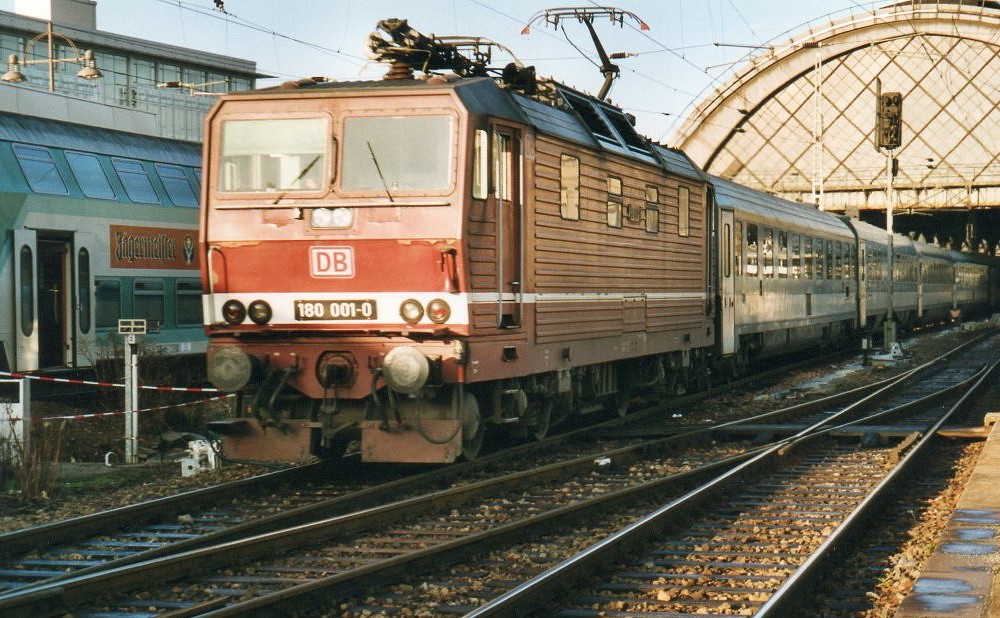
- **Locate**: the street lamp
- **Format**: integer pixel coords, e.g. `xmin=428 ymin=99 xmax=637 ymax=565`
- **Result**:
xmin=156 ymin=80 xmax=227 ymax=96
xmin=1 ymin=22 xmax=102 ymax=92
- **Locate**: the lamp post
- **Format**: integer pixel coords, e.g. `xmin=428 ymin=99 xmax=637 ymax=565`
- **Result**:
xmin=1 ymin=21 xmax=102 ymax=91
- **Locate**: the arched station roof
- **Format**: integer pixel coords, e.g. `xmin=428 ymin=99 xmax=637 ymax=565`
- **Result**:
xmin=673 ymin=0 xmax=1000 ymax=238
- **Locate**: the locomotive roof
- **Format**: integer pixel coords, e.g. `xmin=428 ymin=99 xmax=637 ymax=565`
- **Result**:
xmin=0 ymin=112 xmax=200 ymax=166
xmin=252 ymin=76 xmax=705 ymax=182
xmin=711 ymin=174 xmax=852 ymax=237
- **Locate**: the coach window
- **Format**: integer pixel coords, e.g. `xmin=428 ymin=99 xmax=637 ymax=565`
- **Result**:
xmin=830 ymin=240 xmax=838 ymax=280
xmin=156 ymin=164 xmax=199 ymax=207
xmin=833 ymin=241 xmax=843 ymax=279
xmin=734 ymin=221 xmax=743 ymax=276
xmin=723 ymin=223 xmax=732 ymax=278
xmin=803 ymin=237 xmax=813 ymax=279
xmin=78 ymin=248 xmax=91 ymax=334
xmin=607 ymin=176 xmax=623 ymax=228
xmin=95 ymin=279 xmax=121 ymax=329
xmin=678 ymin=186 xmax=691 ymax=237
xmin=66 ymin=152 xmax=116 ymax=200
xmin=778 ymin=231 xmax=789 ymax=278
xmin=559 ymin=154 xmax=580 ymax=220
xmin=762 ymin=227 xmax=774 ymax=278
xmin=175 ymin=279 xmax=203 ymax=326
xmin=645 ymin=185 xmax=659 ymax=233
xmin=19 ymin=245 xmax=34 ymax=337
xmin=791 ymin=234 xmax=801 ymax=278
xmin=113 ymin=158 xmax=159 ymax=204
xmin=13 ymin=144 xmax=69 ymax=195
xmin=134 ymin=280 xmax=165 ymax=328
xmin=746 ymin=223 xmax=759 ymax=276
xmin=824 ymin=240 xmax=834 ymax=280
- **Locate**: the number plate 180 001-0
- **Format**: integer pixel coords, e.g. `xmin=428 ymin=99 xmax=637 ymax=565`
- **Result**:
xmin=294 ymin=299 xmax=377 ymax=321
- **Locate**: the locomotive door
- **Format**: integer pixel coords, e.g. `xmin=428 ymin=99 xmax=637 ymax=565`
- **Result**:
xmin=13 ymin=230 xmax=39 ymax=371
xmin=718 ymin=210 xmax=736 ymax=355
xmin=494 ymin=126 xmax=522 ymax=328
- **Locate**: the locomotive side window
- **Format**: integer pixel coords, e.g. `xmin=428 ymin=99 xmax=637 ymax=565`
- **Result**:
xmin=113 ymin=158 xmax=159 ymax=204
xmin=342 ymin=115 xmax=452 ymax=192
xmin=134 ymin=279 xmax=165 ymax=328
xmin=472 ymin=129 xmax=489 ymax=200
xmin=560 ymin=154 xmax=580 ymax=220
xmin=645 ymin=185 xmax=659 ymax=233
xmin=14 ymin=144 xmax=69 ymax=195
xmin=220 ymin=117 xmax=328 ymax=193
xmin=746 ymin=224 xmax=759 ymax=276
xmin=156 ymin=164 xmax=199 ymax=207
xmin=66 ymin=152 xmax=116 ymax=200
xmin=607 ymin=176 xmax=623 ymax=228
xmin=678 ymin=187 xmax=691 ymax=237
xmin=95 ymin=278 xmax=121 ymax=329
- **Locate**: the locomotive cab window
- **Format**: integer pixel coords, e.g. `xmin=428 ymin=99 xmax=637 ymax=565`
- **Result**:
xmin=219 ymin=117 xmax=330 ymax=194
xmin=341 ymin=114 xmax=453 ymax=193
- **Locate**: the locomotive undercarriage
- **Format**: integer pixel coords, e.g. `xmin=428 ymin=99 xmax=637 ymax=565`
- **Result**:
xmin=209 ymin=344 xmax=714 ymax=463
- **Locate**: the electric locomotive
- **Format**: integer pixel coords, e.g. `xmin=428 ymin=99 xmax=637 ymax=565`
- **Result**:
xmin=201 ymin=19 xmax=716 ymax=462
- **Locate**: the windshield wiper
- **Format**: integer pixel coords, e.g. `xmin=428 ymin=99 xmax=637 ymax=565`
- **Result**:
xmin=270 ymin=155 xmax=322 ymax=205
xmin=367 ymin=141 xmax=395 ymax=203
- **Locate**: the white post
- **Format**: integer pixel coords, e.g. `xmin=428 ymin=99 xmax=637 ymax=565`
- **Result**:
xmin=124 ymin=334 xmax=139 ymax=464
xmin=118 ymin=319 xmax=146 ymax=464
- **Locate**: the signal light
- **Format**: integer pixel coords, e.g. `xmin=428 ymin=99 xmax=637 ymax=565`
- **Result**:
xmin=222 ymin=300 xmax=246 ymax=324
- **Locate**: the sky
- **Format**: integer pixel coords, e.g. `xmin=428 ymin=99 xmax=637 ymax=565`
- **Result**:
xmin=1 ymin=0 xmax=887 ymax=143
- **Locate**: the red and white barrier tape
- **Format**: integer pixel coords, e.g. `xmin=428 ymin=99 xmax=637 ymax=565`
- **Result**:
xmin=3 ymin=393 xmax=236 ymax=423
xmin=0 ymin=371 xmax=219 ymax=393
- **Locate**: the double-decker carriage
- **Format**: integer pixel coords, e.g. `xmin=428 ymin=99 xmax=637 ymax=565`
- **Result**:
xmin=201 ymin=19 xmax=716 ymax=462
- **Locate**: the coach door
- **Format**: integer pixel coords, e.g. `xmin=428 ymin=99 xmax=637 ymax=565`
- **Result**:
xmin=494 ymin=126 xmax=522 ymax=328
xmin=718 ymin=210 xmax=736 ymax=355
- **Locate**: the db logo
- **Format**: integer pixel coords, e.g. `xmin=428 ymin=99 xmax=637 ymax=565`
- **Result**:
xmin=310 ymin=246 xmax=355 ymax=278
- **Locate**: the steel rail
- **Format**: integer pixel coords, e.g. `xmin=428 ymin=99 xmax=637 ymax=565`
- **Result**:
xmin=464 ymin=332 xmax=997 ymax=617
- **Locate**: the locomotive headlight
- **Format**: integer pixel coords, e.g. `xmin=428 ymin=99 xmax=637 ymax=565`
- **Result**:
xmin=311 ymin=207 xmax=353 ymax=229
xmin=382 ymin=346 xmax=429 ymax=394
xmin=426 ymin=299 xmax=451 ymax=324
xmin=222 ymin=300 xmax=246 ymax=324
xmin=247 ymin=300 xmax=272 ymax=325
xmin=400 ymin=299 xmax=424 ymax=324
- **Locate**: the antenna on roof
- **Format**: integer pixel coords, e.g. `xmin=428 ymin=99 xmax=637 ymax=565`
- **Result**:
xmin=521 ymin=6 xmax=648 ymax=101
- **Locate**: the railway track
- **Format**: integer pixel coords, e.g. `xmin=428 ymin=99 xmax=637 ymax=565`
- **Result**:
xmin=0 ymin=330 xmax=992 ymax=616
xmin=0 ymin=336 xmax=882 ymax=597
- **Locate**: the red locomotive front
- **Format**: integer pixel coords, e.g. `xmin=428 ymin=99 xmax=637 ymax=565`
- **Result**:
xmin=201 ymin=84 xmax=491 ymax=462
